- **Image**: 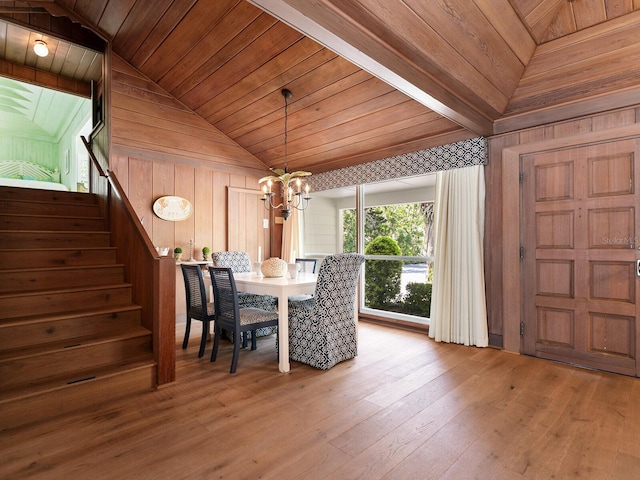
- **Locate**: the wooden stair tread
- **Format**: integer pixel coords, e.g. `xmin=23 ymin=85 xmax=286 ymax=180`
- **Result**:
xmin=0 ymin=246 xmax=116 ymax=253
xmin=0 ymin=229 xmax=109 ymax=234
xmin=0 ymin=283 xmax=133 ymax=300
xmin=0 ymin=231 xmax=112 ymax=249
xmin=0 ymin=304 xmax=142 ymax=327
xmin=0 ymin=248 xmax=119 ymax=271
xmin=0 ymin=264 xmax=125 ymax=274
xmin=0 ymin=212 xmax=104 ymax=220
xmin=0 ymin=326 xmax=152 ymax=363
xmin=0 ymin=198 xmax=98 ymax=207
xmin=0 ymin=358 xmax=155 ymax=404
xmin=0 ymin=265 xmax=127 ymax=294
xmin=0 ymin=187 xmax=97 ymax=203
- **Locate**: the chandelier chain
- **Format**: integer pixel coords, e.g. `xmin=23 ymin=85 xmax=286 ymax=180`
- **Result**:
xmin=284 ymin=91 xmax=288 ymax=165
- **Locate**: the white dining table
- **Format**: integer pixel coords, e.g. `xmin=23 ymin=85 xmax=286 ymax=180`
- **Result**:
xmin=233 ymin=271 xmax=317 ymax=373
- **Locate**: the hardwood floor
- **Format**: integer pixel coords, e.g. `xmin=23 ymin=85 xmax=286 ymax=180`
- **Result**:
xmin=2 ymin=321 xmax=640 ymax=479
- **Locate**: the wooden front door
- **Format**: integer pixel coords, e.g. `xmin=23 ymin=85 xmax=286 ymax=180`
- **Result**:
xmin=521 ymin=139 xmax=640 ymax=376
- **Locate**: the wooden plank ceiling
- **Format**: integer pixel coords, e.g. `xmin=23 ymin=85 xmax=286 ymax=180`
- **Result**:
xmin=1 ymin=0 xmax=639 ymax=173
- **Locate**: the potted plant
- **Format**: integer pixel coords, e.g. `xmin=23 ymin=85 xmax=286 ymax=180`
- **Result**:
xmin=202 ymin=246 xmax=211 ymax=261
xmin=174 ymin=247 xmax=183 ymax=261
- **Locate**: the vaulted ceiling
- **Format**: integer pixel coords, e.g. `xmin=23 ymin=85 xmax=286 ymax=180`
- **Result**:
xmin=1 ymin=0 xmax=639 ymax=173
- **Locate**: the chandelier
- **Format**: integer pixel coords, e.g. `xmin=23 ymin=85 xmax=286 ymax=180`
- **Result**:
xmin=259 ymin=89 xmax=312 ymax=221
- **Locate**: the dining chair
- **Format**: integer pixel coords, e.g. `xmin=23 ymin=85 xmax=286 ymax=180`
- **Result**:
xmin=288 ymin=253 xmax=365 ymax=370
xmin=212 ymin=250 xmax=278 ymax=344
xmin=288 ymin=258 xmax=319 ymax=302
xmin=295 ymin=258 xmax=317 ymax=273
xmin=211 ymin=251 xmax=277 ymax=308
xmin=180 ymin=264 xmax=215 ymax=358
xmin=211 ymin=250 xmax=252 ymax=274
xmin=209 ymin=267 xmax=279 ymax=373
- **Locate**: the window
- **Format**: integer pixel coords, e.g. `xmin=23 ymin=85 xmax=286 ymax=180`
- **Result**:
xmin=302 ymin=175 xmax=435 ymax=326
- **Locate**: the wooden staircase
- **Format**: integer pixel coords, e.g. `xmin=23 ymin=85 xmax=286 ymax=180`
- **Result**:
xmin=0 ymin=186 xmax=156 ymax=430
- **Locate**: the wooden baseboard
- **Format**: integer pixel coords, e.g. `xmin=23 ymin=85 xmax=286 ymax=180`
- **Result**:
xmin=358 ymin=313 xmax=428 ymax=334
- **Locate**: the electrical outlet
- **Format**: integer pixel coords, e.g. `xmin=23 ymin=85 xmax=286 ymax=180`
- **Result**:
xmin=263 ymin=218 xmax=269 ymax=229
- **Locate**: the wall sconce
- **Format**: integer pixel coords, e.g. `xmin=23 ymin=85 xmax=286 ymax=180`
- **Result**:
xmin=34 ymin=40 xmax=49 ymax=58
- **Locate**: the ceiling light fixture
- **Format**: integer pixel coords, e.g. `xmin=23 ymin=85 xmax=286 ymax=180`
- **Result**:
xmin=259 ymin=89 xmax=312 ymax=221
xmin=34 ymin=39 xmax=49 ymax=57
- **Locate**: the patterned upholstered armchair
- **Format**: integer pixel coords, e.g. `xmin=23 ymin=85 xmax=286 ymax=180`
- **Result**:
xmin=211 ymin=251 xmax=277 ymax=338
xmin=288 ymin=253 xmax=365 ymax=370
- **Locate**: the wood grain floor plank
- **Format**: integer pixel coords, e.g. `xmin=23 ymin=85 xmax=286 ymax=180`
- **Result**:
xmin=2 ymin=322 xmax=640 ymax=479
xmin=382 ymin=402 xmax=505 ymax=480
xmin=329 ymin=352 xmax=494 ymax=459
xmin=620 ymin=379 xmax=640 ymax=460
xmin=325 ymin=352 xmax=518 ymax=480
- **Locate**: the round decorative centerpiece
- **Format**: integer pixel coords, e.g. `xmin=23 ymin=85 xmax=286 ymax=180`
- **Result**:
xmin=261 ymin=257 xmax=287 ymax=277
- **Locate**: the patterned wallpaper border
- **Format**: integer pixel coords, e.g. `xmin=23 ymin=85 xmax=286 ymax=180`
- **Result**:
xmin=308 ymin=136 xmax=487 ymax=192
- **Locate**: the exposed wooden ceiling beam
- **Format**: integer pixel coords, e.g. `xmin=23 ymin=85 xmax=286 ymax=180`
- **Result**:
xmin=0 ymin=8 xmax=48 ymax=14
xmin=0 ymin=57 xmax=91 ymax=97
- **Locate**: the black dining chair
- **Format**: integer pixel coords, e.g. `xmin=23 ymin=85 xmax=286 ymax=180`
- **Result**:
xmin=180 ymin=264 xmax=215 ymax=358
xmin=209 ymin=267 xmax=279 ymax=373
xmin=212 ymin=250 xmax=277 ymax=345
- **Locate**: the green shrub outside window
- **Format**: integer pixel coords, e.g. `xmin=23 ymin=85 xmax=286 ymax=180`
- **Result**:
xmin=364 ymin=236 xmax=402 ymax=309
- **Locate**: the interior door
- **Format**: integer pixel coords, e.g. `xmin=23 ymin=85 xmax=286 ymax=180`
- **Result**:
xmin=521 ymin=139 xmax=640 ymax=376
xmin=227 ymin=187 xmax=269 ymax=263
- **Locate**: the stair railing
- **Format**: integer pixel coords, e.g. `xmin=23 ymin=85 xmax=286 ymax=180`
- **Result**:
xmin=81 ymin=134 xmax=176 ymax=385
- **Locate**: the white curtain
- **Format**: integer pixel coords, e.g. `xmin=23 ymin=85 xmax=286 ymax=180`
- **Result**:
xmin=430 ymin=164 xmax=488 ymax=347
xmin=281 ymin=207 xmax=301 ymax=263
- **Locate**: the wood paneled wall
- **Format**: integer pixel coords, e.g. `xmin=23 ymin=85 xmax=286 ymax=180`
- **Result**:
xmin=0 ymin=136 xmax=57 ymax=166
xmin=109 ymin=54 xmax=273 ymax=258
xmin=109 ymin=156 xmax=271 ymax=260
xmin=485 ymin=105 xmax=640 ymax=350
